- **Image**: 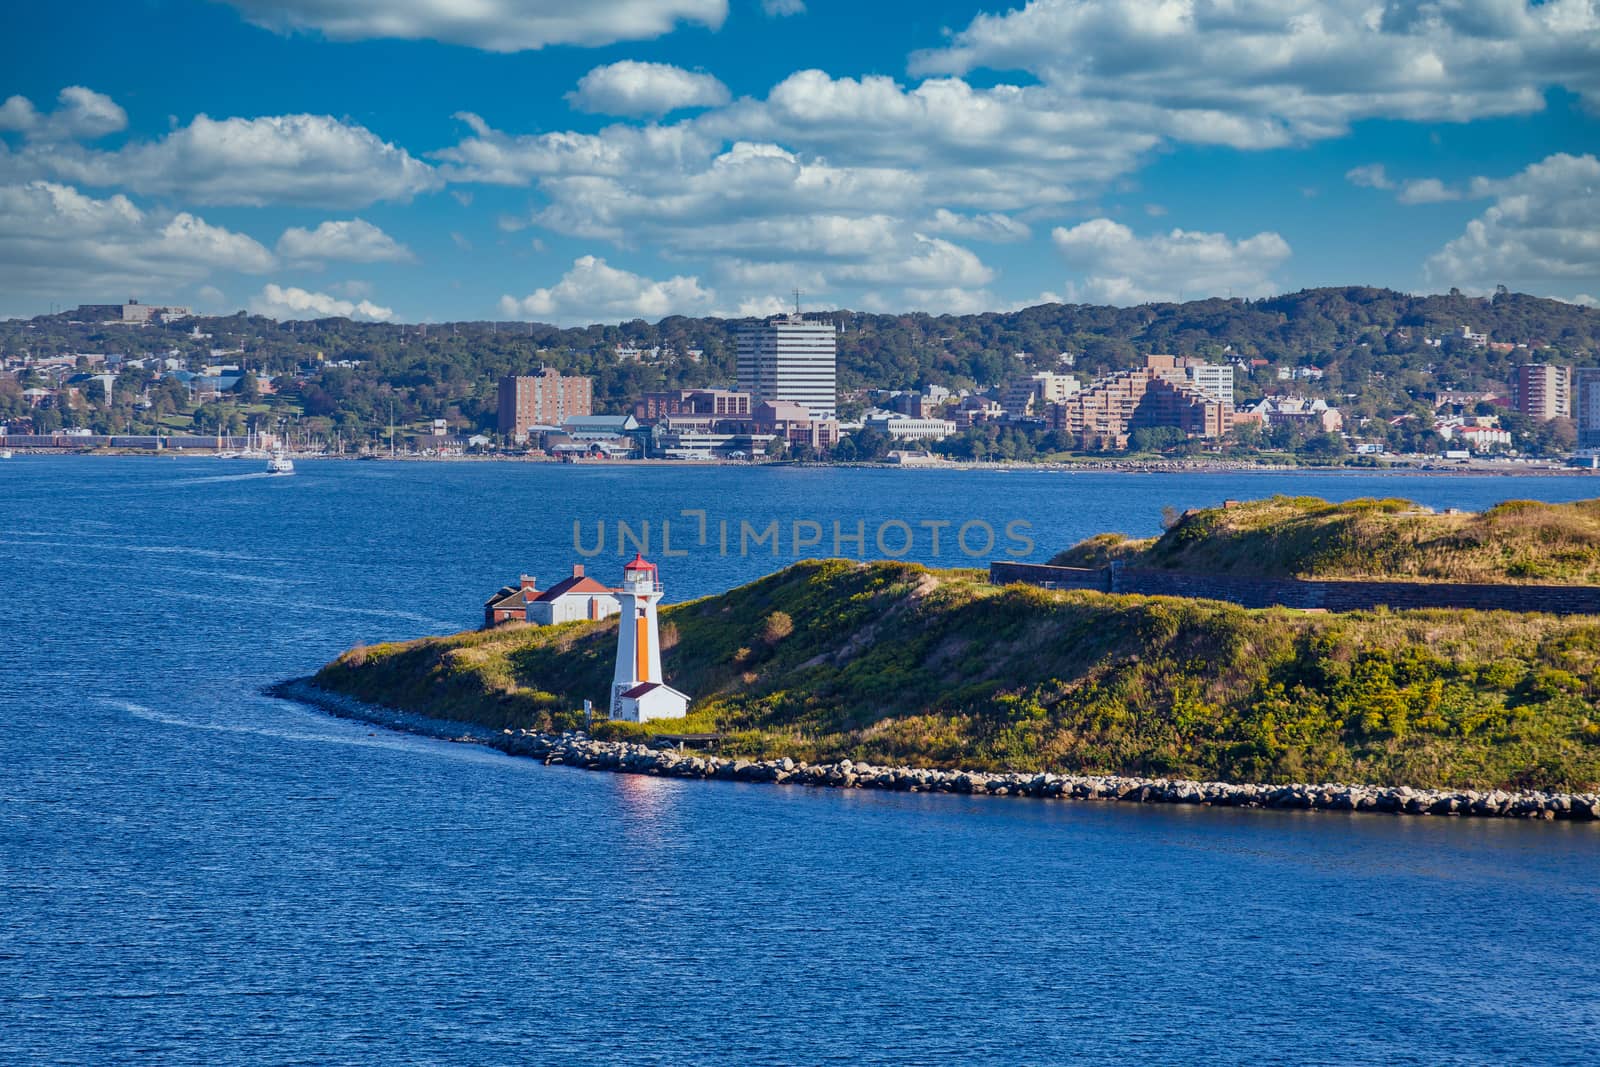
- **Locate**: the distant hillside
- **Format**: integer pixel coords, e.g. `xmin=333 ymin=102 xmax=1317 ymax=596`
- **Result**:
xmin=5 ymin=287 xmax=1596 ymax=440
xmin=1051 ymin=496 xmax=1600 ymax=585
xmin=313 ymin=558 xmax=1600 ymax=792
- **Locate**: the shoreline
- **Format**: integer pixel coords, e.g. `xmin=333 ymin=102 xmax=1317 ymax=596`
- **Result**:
xmin=269 ymin=679 xmax=1600 ymax=823
xmin=6 ymin=449 xmax=1589 ymax=477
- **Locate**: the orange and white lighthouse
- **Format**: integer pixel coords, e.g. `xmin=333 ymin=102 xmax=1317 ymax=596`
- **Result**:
xmin=611 ymin=554 xmax=690 ymax=722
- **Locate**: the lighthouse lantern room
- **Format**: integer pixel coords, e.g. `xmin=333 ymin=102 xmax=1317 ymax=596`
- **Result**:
xmin=610 ymin=554 xmax=690 ymax=722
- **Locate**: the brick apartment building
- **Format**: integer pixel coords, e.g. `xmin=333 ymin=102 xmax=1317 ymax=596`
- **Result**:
xmin=635 ymin=388 xmax=752 ymax=422
xmin=497 ymin=370 xmax=593 ymax=441
xmin=1048 ymin=356 xmax=1233 ymax=449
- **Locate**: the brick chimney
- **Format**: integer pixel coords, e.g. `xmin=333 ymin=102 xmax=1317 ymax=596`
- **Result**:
xmin=571 ymin=564 xmax=584 ymax=578
xmin=520 ymin=575 xmax=537 ymax=591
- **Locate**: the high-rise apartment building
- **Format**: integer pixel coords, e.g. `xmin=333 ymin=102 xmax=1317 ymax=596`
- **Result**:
xmin=1048 ymin=356 xmax=1233 ymax=449
xmin=498 ymin=369 xmax=593 ymax=440
xmin=736 ymin=315 xmax=837 ymax=419
xmin=1148 ymin=354 xmax=1235 ymax=405
xmin=1576 ymin=367 xmax=1600 ymax=449
xmin=1001 ymin=371 xmax=1081 ymax=417
xmin=1511 ymin=363 xmax=1571 ymax=420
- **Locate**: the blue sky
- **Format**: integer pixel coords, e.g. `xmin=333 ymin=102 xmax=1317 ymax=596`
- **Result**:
xmin=2 ymin=0 xmax=1597 ymax=323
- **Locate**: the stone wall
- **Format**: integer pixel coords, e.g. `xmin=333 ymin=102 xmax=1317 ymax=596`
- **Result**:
xmin=990 ymin=561 xmax=1600 ymax=616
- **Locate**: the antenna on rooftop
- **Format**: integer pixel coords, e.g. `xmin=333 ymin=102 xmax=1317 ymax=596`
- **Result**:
xmin=793 ymin=288 xmax=803 ymax=316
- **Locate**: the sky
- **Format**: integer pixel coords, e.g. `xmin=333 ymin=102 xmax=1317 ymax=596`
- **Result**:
xmin=0 ymin=0 xmax=1597 ymax=325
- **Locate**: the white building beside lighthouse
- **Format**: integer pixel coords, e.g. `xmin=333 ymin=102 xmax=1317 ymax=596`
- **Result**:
xmin=610 ymin=554 xmax=690 ymax=722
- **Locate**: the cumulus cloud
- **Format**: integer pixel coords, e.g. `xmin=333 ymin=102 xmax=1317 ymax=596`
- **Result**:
xmin=0 ymin=86 xmax=127 ymax=141
xmin=0 ymin=181 xmax=274 ymax=312
xmin=437 ymin=117 xmax=1000 ymax=301
xmin=499 ymin=255 xmax=715 ymax=324
xmin=21 ymin=112 xmax=440 ymax=207
xmin=248 ymin=283 xmax=394 ymax=321
xmin=912 ymin=0 xmax=1600 ymax=139
xmin=219 ymin=0 xmax=728 ymax=51
xmin=713 ymin=293 xmax=792 ymax=318
xmin=1396 ymin=178 xmax=1462 ymax=205
xmin=1349 ymin=163 xmax=1468 ymax=204
xmin=923 ymin=208 xmax=1030 ymax=242
xmin=1346 ymin=163 xmax=1394 ymax=190
xmin=567 ymin=61 xmax=730 ymax=116
xmin=901 ymin=286 xmax=1004 ymax=315
xmin=1051 ymin=218 xmax=1291 ymax=304
xmin=276 ymin=218 xmax=415 ymax=265
xmin=1426 ymin=153 xmax=1600 ymax=290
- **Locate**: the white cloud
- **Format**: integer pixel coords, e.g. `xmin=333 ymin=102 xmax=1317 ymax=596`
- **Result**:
xmin=0 ymin=181 xmax=274 ymax=313
xmin=712 ymin=293 xmax=792 ymax=318
xmin=276 ymin=218 xmax=415 ymax=265
xmin=762 ymin=0 xmax=806 ymax=15
xmin=912 ymin=0 xmax=1600 ymax=139
xmin=1426 ymin=153 xmax=1600 ymax=289
xmin=1566 ymin=293 xmax=1597 ymax=307
xmin=249 ymin=283 xmax=394 ymax=321
xmin=25 ymin=113 xmax=440 ymax=207
xmin=924 ymin=208 xmax=1030 ymax=242
xmin=568 ymin=61 xmax=730 ymax=117
xmin=1350 ymin=164 xmax=1467 ymax=204
xmin=1051 ymin=218 xmax=1291 ymax=304
xmin=500 ymin=255 xmax=715 ymax=324
xmin=902 ymin=286 xmax=1004 ymax=315
xmin=1397 ymin=178 xmax=1461 ymax=205
xmin=219 ymin=0 xmax=728 ymax=51
xmin=0 ymin=87 xmax=126 ymax=141
xmin=437 ymin=116 xmax=999 ymax=301
xmin=833 ymin=233 xmax=995 ymax=288
xmin=1346 ymin=164 xmax=1393 ymax=190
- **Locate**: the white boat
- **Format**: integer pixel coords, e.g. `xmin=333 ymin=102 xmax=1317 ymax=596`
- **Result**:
xmin=0 ymin=450 xmax=13 ymax=459
xmin=266 ymin=449 xmax=295 ymax=476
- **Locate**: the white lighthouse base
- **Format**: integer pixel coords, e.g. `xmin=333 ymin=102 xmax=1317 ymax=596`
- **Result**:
xmin=613 ymin=682 xmax=690 ymax=723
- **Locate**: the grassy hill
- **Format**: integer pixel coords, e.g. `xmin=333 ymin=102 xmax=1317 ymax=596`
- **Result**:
xmin=314 ymin=558 xmax=1600 ymax=792
xmin=1050 ymin=496 xmax=1600 ymax=584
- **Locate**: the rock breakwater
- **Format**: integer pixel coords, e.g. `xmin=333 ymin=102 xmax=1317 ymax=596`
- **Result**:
xmin=271 ymin=680 xmax=1600 ymax=822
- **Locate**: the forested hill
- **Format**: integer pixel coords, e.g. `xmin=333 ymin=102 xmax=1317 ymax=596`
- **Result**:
xmin=5 ymin=287 xmax=1596 ymax=437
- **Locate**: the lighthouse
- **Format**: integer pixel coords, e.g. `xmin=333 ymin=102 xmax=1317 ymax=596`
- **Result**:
xmin=610 ymin=554 xmax=690 ymax=722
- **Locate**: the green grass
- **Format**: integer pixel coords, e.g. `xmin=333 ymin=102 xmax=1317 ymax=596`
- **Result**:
xmin=314 ymin=558 xmax=1600 ymax=791
xmin=1050 ymin=495 xmax=1600 ymax=584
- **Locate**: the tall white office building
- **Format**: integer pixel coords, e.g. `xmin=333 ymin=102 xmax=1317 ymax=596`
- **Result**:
xmin=736 ymin=315 xmax=837 ymax=419
xmin=1183 ymin=363 xmax=1235 ymax=406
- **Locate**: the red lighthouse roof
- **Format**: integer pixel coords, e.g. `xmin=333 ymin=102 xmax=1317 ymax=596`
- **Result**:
xmin=623 ymin=553 xmax=658 ymax=572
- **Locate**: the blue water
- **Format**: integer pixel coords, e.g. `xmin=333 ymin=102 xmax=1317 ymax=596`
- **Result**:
xmin=2 ymin=456 xmax=1598 ymax=1065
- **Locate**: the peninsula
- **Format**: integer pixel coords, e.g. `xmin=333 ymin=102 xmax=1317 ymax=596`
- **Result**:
xmin=289 ymin=495 xmax=1600 ymax=817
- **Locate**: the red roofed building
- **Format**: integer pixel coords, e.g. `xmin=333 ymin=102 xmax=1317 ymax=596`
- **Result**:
xmin=482 ymin=565 xmax=621 ymax=629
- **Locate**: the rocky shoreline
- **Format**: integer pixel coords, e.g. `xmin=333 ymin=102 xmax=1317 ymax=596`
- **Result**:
xmin=269 ymin=679 xmax=1600 ymax=822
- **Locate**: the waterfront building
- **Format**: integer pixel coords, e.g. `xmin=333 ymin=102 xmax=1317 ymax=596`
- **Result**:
xmin=1245 ymin=396 xmax=1344 ymax=434
xmin=610 ymin=555 xmax=689 ymax=722
xmin=484 ymin=565 xmax=621 ymax=629
xmin=497 ymin=369 xmax=593 ymax=442
xmin=863 ymin=413 xmax=957 ymax=441
xmin=1001 ymin=371 xmax=1080 ymax=417
xmin=952 ymin=396 xmax=1004 ymax=429
xmin=1510 ymin=364 xmax=1571 ymax=421
xmin=1574 ymin=367 xmax=1600 ymax=448
xmin=1048 ymin=357 xmax=1233 ymax=449
xmin=753 ymin=400 xmax=839 ymax=450
xmin=636 ymin=389 xmax=752 ymax=423
xmin=736 ymin=315 xmax=837 ymax=418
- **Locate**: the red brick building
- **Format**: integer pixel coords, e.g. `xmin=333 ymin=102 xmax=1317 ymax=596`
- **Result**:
xmin=498 ymin=370 xmax=593 ymax=441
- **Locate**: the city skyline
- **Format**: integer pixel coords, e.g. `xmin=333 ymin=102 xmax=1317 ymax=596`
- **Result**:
xmin=2 ymin=1 xmax=1598 ymax=324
